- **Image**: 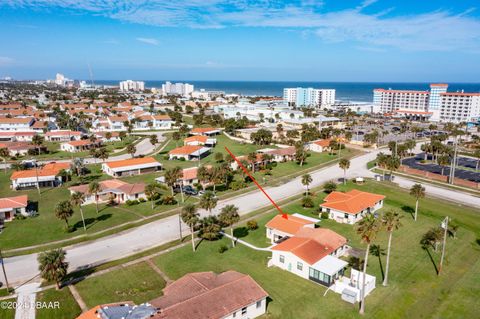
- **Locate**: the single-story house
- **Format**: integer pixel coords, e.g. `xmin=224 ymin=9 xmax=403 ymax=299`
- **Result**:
xmin=10 ymin=162 xmax=70 ymax=189
xmin=269 ymin=227 xmax=349 ymax=287
xmin=168 ymin=145 xmax=210 ymax=161
xmin=60 ymin=140 xmax=102 ymax=153
xmin=150 ymin=271 xmax=268 ymax=319
xmin=320 ymin=189 xmax=385 ymax=224
xmin=45 ymin=130 xmax=82 ymax=142
xmin=265 ymin=213 xmax=319 ymax=243
xmin=0 ymin=195 xmax=28 ymax=222
xmin=190 ymin=127 xmax=221 ymax=136
xmin=183 ymin=135 xmax=216 ymax=147
xmin=102 ymin=157 xmax=162 ymax=177
xmin=308 ymin=139 xmax=331 ymax=153
xmin=69 ymin=179 xmax=146 ymax=205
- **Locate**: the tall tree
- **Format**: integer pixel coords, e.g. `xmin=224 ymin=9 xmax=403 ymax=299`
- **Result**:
xmin=54 ymin=200 xmax=74 ymax=229
xmin=410 ymin=183 xmax=425 ymax=221
xmin=70 ymin=192 xmax=86 ymax=232
xmin=181 ymin=204 xmax=200 ymax=252
xmin=301 ymin=174 xmax=312 ymax=194
xmin=37 ymin=249 xmax=69 ymax=289
xmin=339 ymin=158 xmax=350 ymax=185
xmin=199 ymin=191 xmax=217 ymax=215
xmin=356 ymin=214 xmax=381 ymax=315
xmin=88 ymin=181 xmax=101 ymax=214
xmin=219 ymin=205 xmax=240 ymax=247
xmin=381 ymin=210 xmax=403 ymax=286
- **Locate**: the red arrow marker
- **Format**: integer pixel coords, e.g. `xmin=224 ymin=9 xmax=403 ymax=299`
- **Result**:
xmin=225 ymin=147 xmax=288 ymax=219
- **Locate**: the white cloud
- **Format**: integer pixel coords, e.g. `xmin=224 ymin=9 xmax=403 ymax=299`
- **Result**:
xmin=3 ymin=1 xmax=480 ymax=51
xmin=0 ymin=56 xmax=14 ymax=66
xmin=136 ymin=37 xmax=159 ymax=46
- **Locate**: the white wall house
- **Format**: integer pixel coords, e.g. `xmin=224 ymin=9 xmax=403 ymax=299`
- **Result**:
xmin=320 ymin=190 xmax=385 ymax=224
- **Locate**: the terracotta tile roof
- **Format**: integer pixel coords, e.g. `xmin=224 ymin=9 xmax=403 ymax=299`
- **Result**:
xmin=266 ymin=214 xmax=314 ymax=235
xmin=0 ymin=195 xmax=28 ymax=209
xmin=10 ymin=162 xmax=70 ymax=180
xmin=105 ymin=157 xmax=160 ymax=169
xmin=150 ymin=271 xmax=268 ymax=319
xmin=272 ymin=228 xmax=347 ymax=265
xmin=320 ymin=189 xmax=385 ymax=215
xmin=169 ymin=145 xmax=203 ymax=155
xmin=184 ymin=136 xmax=208 ymax=144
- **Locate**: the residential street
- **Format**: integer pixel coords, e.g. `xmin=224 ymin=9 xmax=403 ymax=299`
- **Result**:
xmin=2 ymin=147 xmax=479 ymax=287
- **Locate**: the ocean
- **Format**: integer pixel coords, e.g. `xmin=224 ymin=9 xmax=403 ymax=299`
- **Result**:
xmin=94 ymin=81 xmax=480 ymax=103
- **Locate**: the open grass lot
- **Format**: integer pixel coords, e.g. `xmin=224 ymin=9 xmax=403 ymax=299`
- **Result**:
xmin=74 ymin=261 xmax=166 ymax=308
xmin=36 ymin=288 xmax=81 ymax=319
xmin=152 ymin=180 xmax=480 ymax=319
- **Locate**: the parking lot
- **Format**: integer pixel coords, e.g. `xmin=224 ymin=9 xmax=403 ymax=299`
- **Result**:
xmin=402 ymin=154 xmax=480 ymax=183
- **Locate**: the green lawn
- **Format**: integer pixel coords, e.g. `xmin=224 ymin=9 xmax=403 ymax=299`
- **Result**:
xmin=152 ymin=180 xmax=480 ymax=319
xmin=36 ymin=288 xmax=81 ymax=319
xmin=74 ymin=262 xmax=166 ymax=308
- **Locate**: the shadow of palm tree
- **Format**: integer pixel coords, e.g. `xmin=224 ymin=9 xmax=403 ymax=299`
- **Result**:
xmin=370 ymin=244 xmax=386 ymax=280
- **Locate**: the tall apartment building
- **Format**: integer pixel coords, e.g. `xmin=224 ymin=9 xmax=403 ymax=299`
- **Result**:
xmin=119 ymin=80 xmax=145 ymax=92
xmin=373 ymin=83 xmax=480 ymax=123
xmin=283 ymin=88 xmax=335 ymax=108
xmin=162 ymin=81 xmax=194 ymax=96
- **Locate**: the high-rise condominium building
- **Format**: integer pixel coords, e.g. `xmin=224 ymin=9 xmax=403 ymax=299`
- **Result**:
xmin=283 ymin=88 xmax=335 ymax=108
xmin=373 ymin=83 xmax=480 ymax=123
xmin=119 ymin=80 xmax=145 ymax=92
xmin=162 ymin=81 xmax=194 ymax=97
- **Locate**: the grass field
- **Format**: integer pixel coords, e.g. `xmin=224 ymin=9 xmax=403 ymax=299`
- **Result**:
xmin=151 ymin=180 xmax=480 ymax=319
xmin=73 ymin=262 xmax=166 ymax=308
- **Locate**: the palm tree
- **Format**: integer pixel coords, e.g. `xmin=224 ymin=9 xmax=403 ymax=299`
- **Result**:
xmin=181 ymin=204 xmax=199 ymax=252
xmin=356 ymin=214 xmax=381 ymax=315
xmin=410 ymin=183 xmax=425 ymax=221
xmin=301 ymin=174 xmax=312 ymax=194
xmin=88 ymin=181 xmax=101 ymax=214
xmin=37 ymin=249 xmax=69 ymax=289
xmin=70 ymin=192 xmax=86 ymax=232
xmin=199 ymin=191 xmax=217 ymax=215
xmin=339 ymin=158 xmax=350 ymax=185
xmin=126 ymin=144 xmax=136 ymax=158
xmin=54 ymin=200 xmax=74 ymax=229
xmin=145 ymin=182 xmax=160 ymax=210
xmin=381 ymin=210 xmax=403 ymax=286
xmin=219 ymin=205 xmax=240 ymax=247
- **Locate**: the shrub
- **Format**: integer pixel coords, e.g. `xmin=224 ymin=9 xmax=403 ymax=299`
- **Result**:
xmin=218 ymin=245 xmax=229 ymax=253
xmin=321 ymin=212 xmax=329 ymax=219
xmin=161 ymin=195 xmax=177 ymax=205
xmin=302 ymin=196 xmax=314 ymax=208
xmin=323 ymin=180 xmax=337 ymax=193
xmin=247 ymin=220 xmax=258 ymax=230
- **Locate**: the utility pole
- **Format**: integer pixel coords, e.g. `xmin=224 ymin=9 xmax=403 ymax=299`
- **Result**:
xmin=0 ymin=249 xmax=10 ymax=293
xmin=438 ymin=216 xmax=449 ymax=275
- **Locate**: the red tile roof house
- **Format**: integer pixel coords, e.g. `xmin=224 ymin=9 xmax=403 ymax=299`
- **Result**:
xmin=308 ymin=139 xmax=332 ymax=153
xmin=269 ymin=225 xmax=349 ymax=287
xmin=69 ymin=179 xmax=146 ymax=205
xmin=0 ymin=195 xmax=28 ymax=223
xmin=10 ymin=162 xmax=71 ymax=190
xmin=102 ymin=157 xmax=162 ymax=177
xmin=60 ymin=139 xmax=102 ymax=153
xmin=189 ymin=127 xmax=222 ymax=136
xmin=168 ymin=145 xmax=211 ymax=161
xmin=183 ymin=135 xmax=217 ymax=147
xmin=320 ymin=189 xmax=386 ymax=224
xmin=150 ymin=271 xmax=268 ymax=319
xmin=45 ymin=130 xmax=82 ymax=142
xmin=265 ymin=213 xmax=319 ymax=244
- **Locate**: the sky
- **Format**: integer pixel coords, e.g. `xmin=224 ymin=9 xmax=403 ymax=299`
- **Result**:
xmin=0 ymin=0 xmax=480 ymax=82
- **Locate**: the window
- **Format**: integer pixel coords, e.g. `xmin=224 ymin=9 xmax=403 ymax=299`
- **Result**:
xmin=297 ymin=262 xmax=303 ymax=271
xmin=242 ymin=307 xmax=247 ymax=315
xmin=279 ymin=255 xmax=285 ymax=263
xmin=256 ymin=300 xmax=262 ymax=309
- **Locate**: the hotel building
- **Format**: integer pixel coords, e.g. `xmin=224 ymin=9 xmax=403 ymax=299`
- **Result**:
xmin=283 ymin=88 xmax=335 ymax=108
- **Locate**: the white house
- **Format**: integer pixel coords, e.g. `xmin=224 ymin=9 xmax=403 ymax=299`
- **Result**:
xmin=319 ymin=189 xmax=385 ymax=224
xmin=265 ymin=213 xmax=319 ymax=243
xmin=150 ymin=271 xmax=268 ymax=319
xmin=102 ymin=157 xmax=162 ymax=177
xmin=168 ymin=145 xmax=210 ymax=161
xmin=269 ymin=227 xmax=349 ymax=287
xmin=69 ymin=179 xmax=146 ymax=205
xmin=0 ymin=195 xmax=28 ymax=222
